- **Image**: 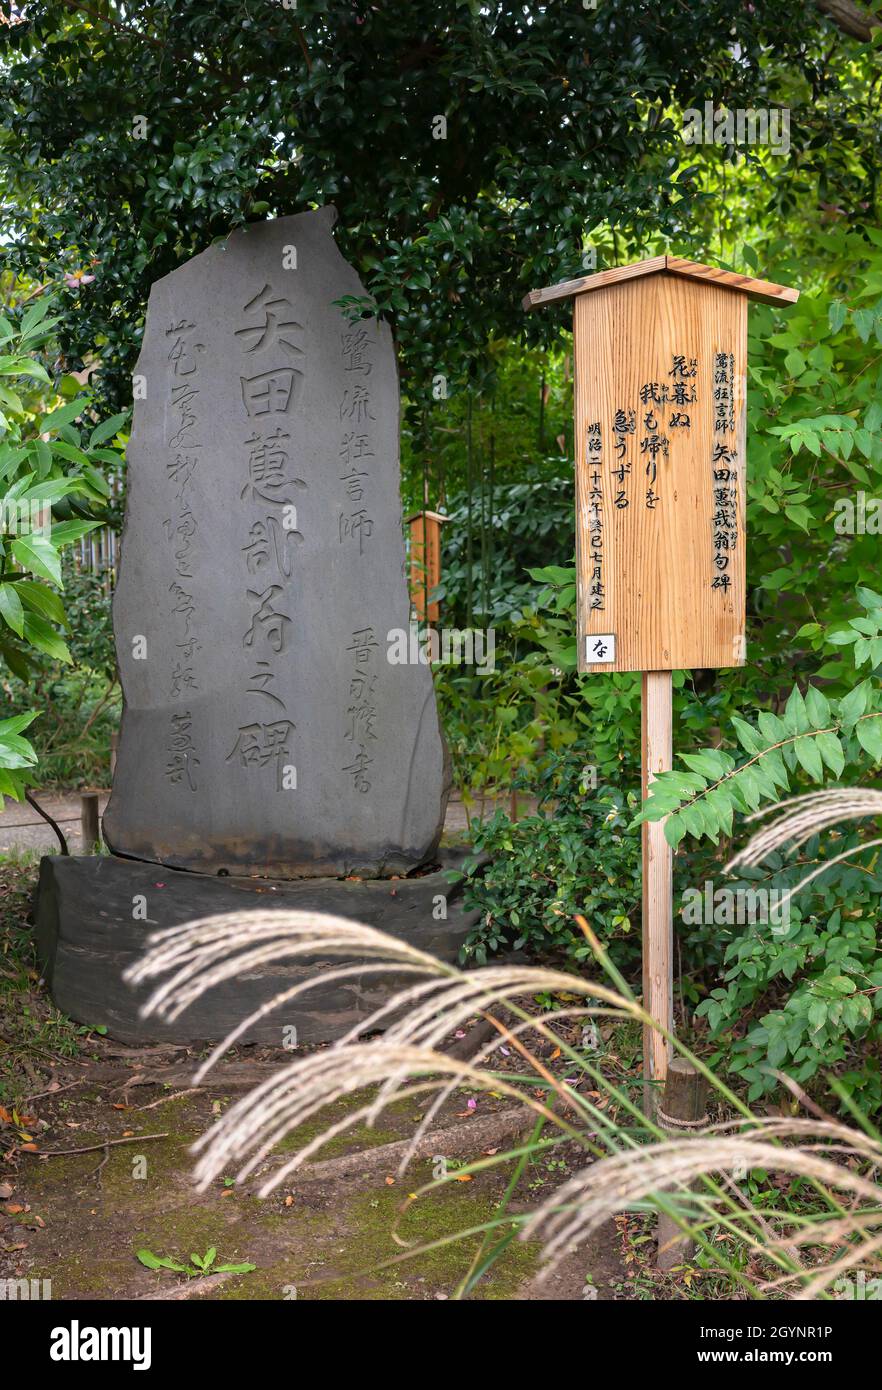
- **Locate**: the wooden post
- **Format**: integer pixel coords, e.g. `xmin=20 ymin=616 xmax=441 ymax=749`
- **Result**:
xmin=655 ymin=1058 xmax=709 ymax=1270
xmin=110 ymin=731 xmax=119 ymax=778
xmin=405 ymin=509 xmax=448 ymax=626
xmin=642 ymin=671 xmax=673 ymax=1114
xmin=80 ymin=791 xmax=100 ymax=853
xmin=521 ymin=255 xmax=798 ymax=1115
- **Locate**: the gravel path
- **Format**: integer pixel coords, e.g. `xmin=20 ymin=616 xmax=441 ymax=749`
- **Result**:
xmin=0 ymin=791 xmax=111 ymax=856
xmin=0 ymin=790 xmax=536 ymax=857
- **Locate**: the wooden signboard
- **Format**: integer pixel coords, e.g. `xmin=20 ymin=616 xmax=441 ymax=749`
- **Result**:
xmin=524 ymin=255 xmax=798 ymax=1101
xmin=406 ymin=509 xmax=448 ymax=624
xmin=525 ymin=257 xmax=798 ymax=674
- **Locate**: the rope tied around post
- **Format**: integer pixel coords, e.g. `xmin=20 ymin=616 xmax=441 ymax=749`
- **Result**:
xmin=656 ymin=1106 xmax=710 ymax=1132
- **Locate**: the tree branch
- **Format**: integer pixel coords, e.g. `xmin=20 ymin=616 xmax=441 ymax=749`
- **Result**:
xmin=24 ymin=791 xmax=69 ymax=856
xmin=816 ymin=0 xmax=879 ymax=41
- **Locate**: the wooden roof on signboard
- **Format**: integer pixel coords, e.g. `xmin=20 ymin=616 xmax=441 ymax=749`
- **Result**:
xmin=522 ymin=255 xmax=799 ymax=312
xmin=404 ymin=510 xmax=450 ymax=526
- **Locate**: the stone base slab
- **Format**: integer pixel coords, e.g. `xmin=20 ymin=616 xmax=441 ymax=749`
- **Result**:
xmin=33 ymin=850 xmax=478 ymax=1045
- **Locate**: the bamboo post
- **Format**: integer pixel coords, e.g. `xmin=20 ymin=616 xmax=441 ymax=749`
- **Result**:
xmin=80 ymin=791 xmax=100 ymax=853
xmin=655 ymin=1058 xmax=709 ymax=1270
xmin=641 ymin=670 xmax=673 ymax=1115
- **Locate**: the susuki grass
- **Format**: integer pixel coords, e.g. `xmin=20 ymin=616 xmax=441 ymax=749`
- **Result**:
xmin=127 ymin=909 xmax=882 ymax=1300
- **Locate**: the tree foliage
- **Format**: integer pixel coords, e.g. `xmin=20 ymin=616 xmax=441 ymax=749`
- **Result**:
xmin=0 ymin=295 xmax=124 ymax=804
xmin=0 ymin=0 xmax=857 ymax=410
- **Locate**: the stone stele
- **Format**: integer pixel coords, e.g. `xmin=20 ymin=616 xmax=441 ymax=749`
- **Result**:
xmin=103 ymin=207 xmax=449 ymax=877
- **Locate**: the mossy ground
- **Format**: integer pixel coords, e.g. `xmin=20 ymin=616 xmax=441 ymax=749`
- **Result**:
xmin=1 ymin=859 xmax=626 ymax=1302
xmin=1 ymin=1076 xmax=572 ymax=1301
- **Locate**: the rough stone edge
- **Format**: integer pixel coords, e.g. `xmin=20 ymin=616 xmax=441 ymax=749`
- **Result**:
xmin=32 ymin=849 xmax=485 ymax=1047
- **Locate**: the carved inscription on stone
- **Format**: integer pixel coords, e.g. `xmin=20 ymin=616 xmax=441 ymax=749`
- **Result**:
xmin=105 ymin=209 xmax=449 ymax=876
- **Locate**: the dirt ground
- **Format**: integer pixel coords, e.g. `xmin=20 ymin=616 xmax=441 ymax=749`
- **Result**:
xmin=0 ymin=1041 xmax=626 ymax=1302
xmin=0 ymin=840 xmax=632 ymax=1303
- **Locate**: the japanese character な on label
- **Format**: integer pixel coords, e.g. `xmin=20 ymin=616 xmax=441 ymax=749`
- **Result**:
xmin=587 ymin=633 xmax=616 ymax=664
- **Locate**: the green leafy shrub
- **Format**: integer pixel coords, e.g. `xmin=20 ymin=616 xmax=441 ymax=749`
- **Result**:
xmin=4 ymin=557 xmax=120 ymax=788
xmin=636 ymin=590 xmax=882 ymax=852
xmin=435 ymin=546 xmax=645 ymax=802
xmin=459 ymin=745 xmax=641 ymax=969
xmin=57 ymin=559 xmax=117 ymax=682
xmin=0 ymin=295 xmax=125 ymax=804
xmin=636 ymin=590 xmax=882 ymax=1111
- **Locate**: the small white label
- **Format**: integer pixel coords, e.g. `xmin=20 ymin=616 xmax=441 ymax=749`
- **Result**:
xmin=587 ymin=633 xmax=616 ymax=664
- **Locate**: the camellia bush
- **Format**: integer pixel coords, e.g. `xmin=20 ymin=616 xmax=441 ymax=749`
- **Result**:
xmin=0 ymin=294 xmax=125 ymax=806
